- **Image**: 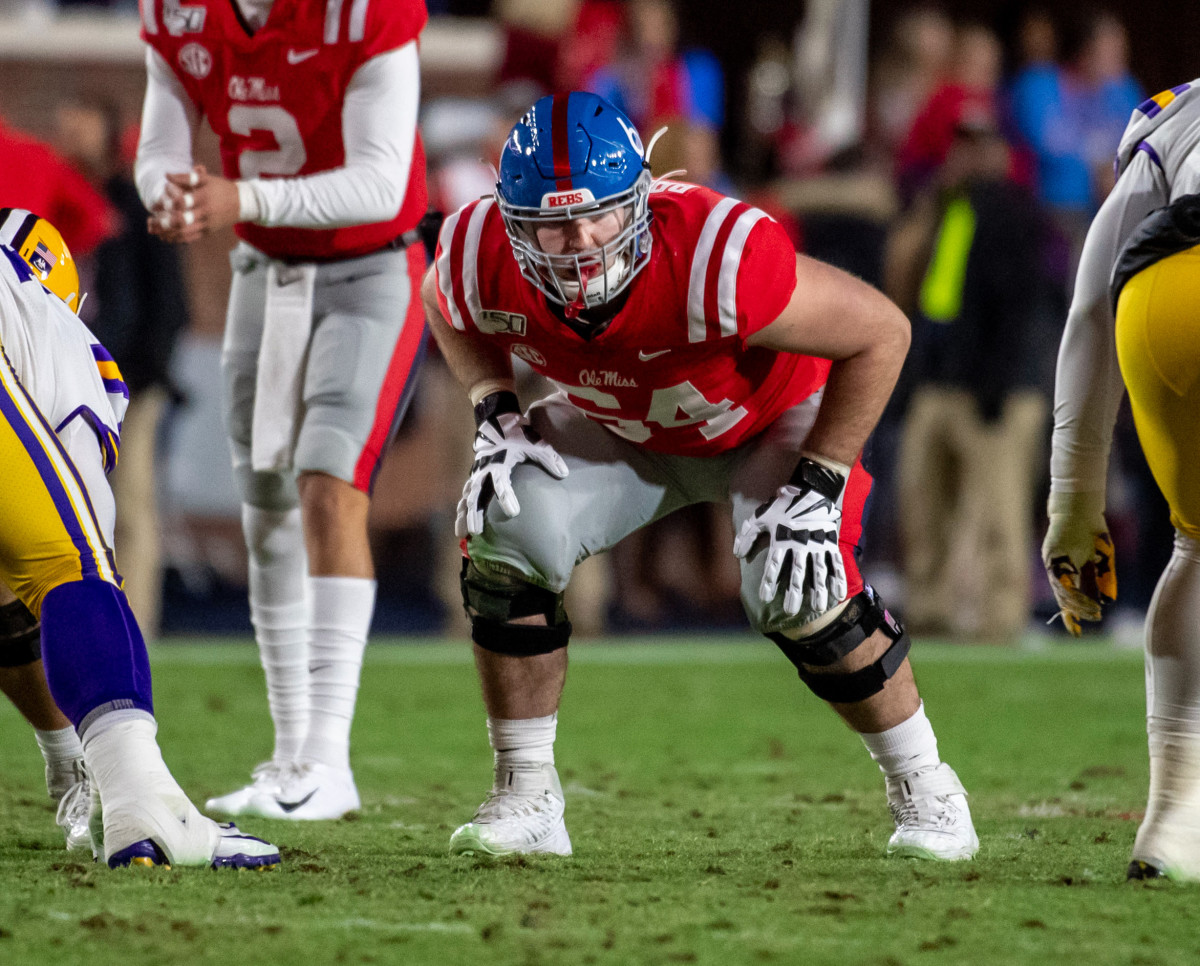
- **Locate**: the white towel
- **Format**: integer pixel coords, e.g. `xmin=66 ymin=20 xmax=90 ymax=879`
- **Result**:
xmin=251 ymin=262 xmax=317 ymax=472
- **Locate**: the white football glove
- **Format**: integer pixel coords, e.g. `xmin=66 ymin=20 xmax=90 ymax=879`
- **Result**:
xmin=733 ymin=455 xmax=849 ymax=617
xmin=456 ymin=401 xmax=569 ymax=538
xmin=1041 ymin=490 xmax=1117 ymax=636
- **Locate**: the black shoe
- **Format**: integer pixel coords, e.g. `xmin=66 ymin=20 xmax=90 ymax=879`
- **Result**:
xmin=1127 ymin=859 xmax=1166 ymax=880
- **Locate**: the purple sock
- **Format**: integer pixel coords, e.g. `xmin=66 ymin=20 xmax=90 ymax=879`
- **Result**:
xmin=40 ymin=579 xmax=154 ymax=733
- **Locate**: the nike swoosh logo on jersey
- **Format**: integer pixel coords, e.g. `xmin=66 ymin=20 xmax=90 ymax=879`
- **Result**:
xmin=275 ymin=789 xmax=318 ymax=813
xmin=638 ymin=349 xmax=671 ymax=361
xmin=287 ymin=48 xmax=319 ymax=64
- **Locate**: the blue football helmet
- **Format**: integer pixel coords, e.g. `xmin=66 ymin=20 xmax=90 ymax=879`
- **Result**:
xmin=496 ymin=92 xmax=653 ymax=317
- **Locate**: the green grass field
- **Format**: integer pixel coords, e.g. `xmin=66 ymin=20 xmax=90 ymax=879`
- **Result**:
xmin=2 ymin=636 xmax=1196 ymax=966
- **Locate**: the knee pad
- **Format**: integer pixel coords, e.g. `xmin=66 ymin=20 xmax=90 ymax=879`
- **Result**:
xmin=768 ymin=586 xmax=911 ymax=704
xmin=460 ymin=558 xmax=572 ymax=656
xmin=235 ymin=467 xmax=300 ymax=514
xmin=242 ymin=505 xmax=305 ymax=561
xmin=0 ymin=598 xmax=40 ymax=667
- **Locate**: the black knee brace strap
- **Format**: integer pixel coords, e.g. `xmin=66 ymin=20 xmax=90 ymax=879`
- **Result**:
xmin=460 ymin=558 xmax=572 ymax=656
xmin=768 ymin=586 xmax=910 ymax=704
xmin=0 ymin=598 xmax=40 ymax=667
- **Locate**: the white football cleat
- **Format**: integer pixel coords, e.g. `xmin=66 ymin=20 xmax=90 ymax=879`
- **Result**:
xmin=449 ymin=761 xmax=572 ymax=857
xmin=246 ymin=762 xmax=360 ymax=820
xmin=55 ymin=777 xmax=94 ymax=852
xmin=885 ymin=762 xmax=979 ymax=861
xmin=103 ymin=791 xmax=279 ymax=870
xmin=205 ymin=760 xmax=294 ymax=816
xmin=1128 ymin=808 xmax=1200 ymax=881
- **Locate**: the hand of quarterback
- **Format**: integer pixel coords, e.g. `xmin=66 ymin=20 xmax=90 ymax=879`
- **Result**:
xmin=456 ymin=412 xmax=569 ymax=538
xmin=1041 ymin=491 xmax=1117 ymax=636
xmin=733 ymin=456 xmax=848 ymax=617
xmin=147 ymin=165 xmax=241 ymax=244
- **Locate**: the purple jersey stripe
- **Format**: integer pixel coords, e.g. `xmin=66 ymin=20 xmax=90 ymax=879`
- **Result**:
xmin=102 ymin=377 xmax=129 ymax=399
xmin=55 ymin=405 xmax=123 ymax=474
xmin=1136 ymin=140 xmax=1164 ymax=171
xmin=90 ymin=343 xmax=115 ymax=363
xmin=0 ymin=353 xmax=113 ymax=581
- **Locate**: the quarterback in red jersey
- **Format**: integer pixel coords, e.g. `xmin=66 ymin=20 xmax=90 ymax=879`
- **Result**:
xmin=135 ymin=0 xmax=431 ymax=820
xmin=425 ymin=92 xmax=980 ymax=860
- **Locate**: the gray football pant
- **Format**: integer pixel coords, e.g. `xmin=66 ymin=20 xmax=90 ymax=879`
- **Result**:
xmin=466 ymin=389 xmax=847 ymax=635
xmin=222 ymin=242 xmax=419 ymax=510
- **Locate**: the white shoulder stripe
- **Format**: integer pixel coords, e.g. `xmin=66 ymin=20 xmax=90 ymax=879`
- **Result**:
xmin=436 ymin=207 xmax=466 ymax=331
xmin=324 ymin=0 xmax=344 ymax=44
xmin=686 ymin=197 xmax=738 ymax=342
xmin=140 ymin=0 xmax=158 ymax=34
xmin=717 ymin=208 xmax=768 ymax=336
xmin=348 ymin=0 xmax=369 ymax=42
xmin=460 ymin=198 xmax=494 ymax=331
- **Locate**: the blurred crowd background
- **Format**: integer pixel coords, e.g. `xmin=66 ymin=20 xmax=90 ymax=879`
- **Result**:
xmin=0 ymin=0 xmax=1189 ymax=643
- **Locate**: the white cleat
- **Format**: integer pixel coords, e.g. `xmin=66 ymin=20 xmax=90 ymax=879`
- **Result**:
xmin=449 ymin=762 xmax=572 ymax=857
xmin=103 ymin=791 xmax=280 ymax=869
xmin=247 ymin=762 xmax=360 ymax=820
xmin=205 ymin=760 xmax=294 ymax=816
xmin=55 ymin=777 xmax=93 ymax=852
xmin=1129 ymin=814 xmax=1200 ymax=881
xmin=885 ymin=762 xmax=979 ymax=861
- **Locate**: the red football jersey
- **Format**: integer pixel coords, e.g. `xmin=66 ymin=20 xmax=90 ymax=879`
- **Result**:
xmin=140 ymin=0 xmax=427 ymax=261
xmin=435 ymin=180 xmax=829 ymax=457
xmin=0 ymin=121 xmax=115 ymax=256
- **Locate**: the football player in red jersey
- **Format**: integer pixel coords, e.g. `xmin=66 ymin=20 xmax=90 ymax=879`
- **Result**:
xmin=426 ymin=92 xmax=980 ymax=860
xmin=134 ymin=0 xmax=430 ymax=820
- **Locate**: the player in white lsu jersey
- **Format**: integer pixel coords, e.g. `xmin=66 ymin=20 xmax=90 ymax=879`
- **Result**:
xmin=1045 ymin=82 xmax=1200 ymax=880
xmin=0 ymin=205 xmax=116 ymax=851
xmin=0 ymin=208 xmax=279 ymax=869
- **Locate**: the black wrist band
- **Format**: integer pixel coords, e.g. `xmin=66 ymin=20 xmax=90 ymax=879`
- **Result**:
xmin=473 ymin=390 xmax=521 ymax=428
xmin=788 ymin=456 xmax=845 ymax=501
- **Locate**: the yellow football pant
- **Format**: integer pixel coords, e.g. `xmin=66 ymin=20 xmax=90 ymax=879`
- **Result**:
xmin=1116 ymin=245 xmax=1200 ymax=540
xmin=0 ymin=343 xmax=119 ymax=616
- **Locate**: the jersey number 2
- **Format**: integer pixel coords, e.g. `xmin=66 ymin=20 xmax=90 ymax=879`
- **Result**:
xmin=228 ymin=105 xmax=307 ymax=178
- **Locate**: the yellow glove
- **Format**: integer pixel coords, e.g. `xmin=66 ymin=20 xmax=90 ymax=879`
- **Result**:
xmin=1041 ymin=491 xmax=1117 ymax=636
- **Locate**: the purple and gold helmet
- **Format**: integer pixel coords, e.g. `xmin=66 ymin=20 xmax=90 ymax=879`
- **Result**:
xmin=0 ymin=207 xmax=82 ymax=313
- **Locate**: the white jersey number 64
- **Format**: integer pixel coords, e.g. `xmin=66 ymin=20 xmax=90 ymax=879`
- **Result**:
xmin=553 ymin=379 xmax=748 ymax=443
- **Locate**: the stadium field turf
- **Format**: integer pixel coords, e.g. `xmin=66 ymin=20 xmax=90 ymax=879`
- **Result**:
xmin=2 ymin=637 xmax=1196 ymax=965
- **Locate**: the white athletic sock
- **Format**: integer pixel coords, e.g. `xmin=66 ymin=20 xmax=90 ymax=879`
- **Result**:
xmin=82 ymin=711 xmax=221 ymax=864
xmin=81 ymin=710 xmax=185 ymax=806
xmin=35 ymin=725 xmax=85 ymax=798
xmin=298 ymin=576 xmax=375 ymax=772
xmin=243 ymin=505 xmax=310 ymax=764
xmin=488 ymin=714 xmax=557 ymax=790
xmin=859 ymin=702 xmax=941 ymax=779
xmin=1135 ymin=534 xmax=1200 ymax=875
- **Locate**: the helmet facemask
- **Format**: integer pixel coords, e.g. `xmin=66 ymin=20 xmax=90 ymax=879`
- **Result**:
xmin=498 ymin=168 xmax=653 ymax=319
